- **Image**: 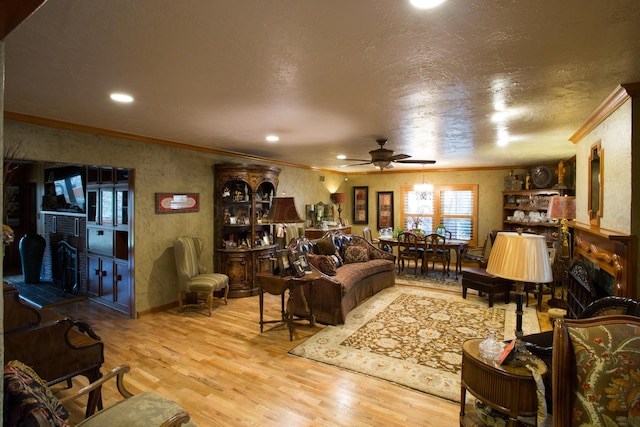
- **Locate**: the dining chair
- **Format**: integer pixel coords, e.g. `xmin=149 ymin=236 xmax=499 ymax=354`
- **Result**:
xmin=424 ymin=233 xmax=448 ymax=277
xmin=396 ymin=232 xmax=423 ymax=275
xmin=363 ymin=227 xmax=373 ymax=243
xmin=435 ymin=225 xmax=453 ymax=273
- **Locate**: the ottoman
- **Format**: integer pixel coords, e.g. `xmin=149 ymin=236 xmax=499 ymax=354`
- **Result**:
xmin=461 ymin=267 xmax=513 ymax=307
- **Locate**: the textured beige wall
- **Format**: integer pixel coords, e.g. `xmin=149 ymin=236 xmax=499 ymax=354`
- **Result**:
xmin=2 ymin=120 xmax=341 ymax=314
xmin=341 ymin=168 xmax=529 ymax=246
xmin=4 ymin=118 xmax=563 ymax=313
xmin=574 ymin=99 xmax=632 ymax=233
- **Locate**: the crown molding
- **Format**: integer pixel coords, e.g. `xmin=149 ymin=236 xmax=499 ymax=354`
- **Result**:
xmin=569 ymin=83 xmax=640 ymax=144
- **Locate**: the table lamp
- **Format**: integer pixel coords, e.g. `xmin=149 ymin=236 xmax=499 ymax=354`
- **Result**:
xmin=330 ymin=192 xmax=346 ymax=225
xmin=547 ymin=195 xmax=575 ymax=258
xmin=263 ymin=197 xmax=304 ymax=248
xmin=486 ymin=230 xmax=552 ymax=358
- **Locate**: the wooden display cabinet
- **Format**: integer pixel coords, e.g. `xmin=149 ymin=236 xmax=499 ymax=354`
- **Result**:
xmin=213 ymin=164 xmax=281 ymax=298
xmin=501 ymin=189 xmax=563 ymax=243
xmin=86 ymin=165 xmax=133 ymax=315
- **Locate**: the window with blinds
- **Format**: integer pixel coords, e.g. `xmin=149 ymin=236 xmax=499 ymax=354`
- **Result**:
xmin=401 ymin=184 xmax=478 ymax=246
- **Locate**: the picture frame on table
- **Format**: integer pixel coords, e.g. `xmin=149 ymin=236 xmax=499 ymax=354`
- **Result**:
xmin=353 ymin=186 xmax=368 ymax=224
xmin=292 ymin=259 xmax=306 ymax=277
xmin=288 ymin=252 xmax=307 ymax=277
xmin=377 ymin=191 xmax=394 ymax=230
xmin=276 ymin=249 xmax=292 ymax=276
xmin=294 ymin=252 xmax=311 ymax=272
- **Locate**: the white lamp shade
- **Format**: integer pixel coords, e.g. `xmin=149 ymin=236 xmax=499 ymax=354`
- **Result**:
xmin=486 ymin=232 xmax=553 ymax=283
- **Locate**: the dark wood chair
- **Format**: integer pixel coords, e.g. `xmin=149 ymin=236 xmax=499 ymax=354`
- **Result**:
xmin=424 ymin=233 xmax=448 ymax=277
xmin=3 ymin=283 xmax=105 ymax=418
xmin=397 ymin=232 xmax=423 ymax=275
xmin=552 ymin=315 xmax=640 ymax=426
xmin=363 ymin=227 xmax=373 ymax=243
xmin=435 ymin=226 xmax=453 ymax=272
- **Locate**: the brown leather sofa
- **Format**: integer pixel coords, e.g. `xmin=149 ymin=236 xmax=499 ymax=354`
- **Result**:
xmin=287 ymin=232 xmax=396 ymax=325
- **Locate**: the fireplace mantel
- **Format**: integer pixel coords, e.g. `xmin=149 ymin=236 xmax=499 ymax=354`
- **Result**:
xmin=572 ymin=222 xmax=636 ymax=298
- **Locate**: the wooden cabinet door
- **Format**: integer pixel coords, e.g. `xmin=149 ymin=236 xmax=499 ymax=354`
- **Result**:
xmin=220 ymin=252 xmax=252 ymax=297
xmin=113 ymin=261 xmax=131 ymax=313
xmin=87 ymin=256 xmax=101 ymax=296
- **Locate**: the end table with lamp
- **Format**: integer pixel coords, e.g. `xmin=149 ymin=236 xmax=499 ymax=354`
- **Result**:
xmin=486 ymin=230 xmax=553 ymax=356
xmin=460 ymin=338 xmax=547 ymax=426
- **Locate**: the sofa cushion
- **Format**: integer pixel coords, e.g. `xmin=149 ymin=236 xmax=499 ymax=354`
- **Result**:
xmin=334 ymin=259 xmax=395 ymax=293
xmin=4 ymin=360 xmax=70 ymax=427
xmin=307 ymin=253 xmax=337 ymax=276
xmin=316 ymin=236 xmax=337 ymax=255
xmin=328 ymin=253 xmax=343 ymax=268
xmin=344 ymin=245 xmax=369 ymax=264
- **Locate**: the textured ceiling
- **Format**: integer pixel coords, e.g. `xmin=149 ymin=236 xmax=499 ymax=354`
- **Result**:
xmin=4 ymin=0 xmax=640 ymax=172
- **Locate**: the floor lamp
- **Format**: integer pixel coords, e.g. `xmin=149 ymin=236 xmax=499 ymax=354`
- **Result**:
xmin=263 ymin=197 xmax=304 ymax=249
xmin=486 ymin=230 xmax=553 ymax=359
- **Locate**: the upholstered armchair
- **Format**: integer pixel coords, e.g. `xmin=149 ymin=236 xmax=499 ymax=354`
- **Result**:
xmin=173 ymin=236 xmax=229 ymax=316
xmin=552 ymin=315 xmax=640 ymax=426
xmin=4 ymin=361 xmax=194 ymax=426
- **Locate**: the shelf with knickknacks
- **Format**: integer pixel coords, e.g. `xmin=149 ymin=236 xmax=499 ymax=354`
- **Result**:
xmin=214 ymin=163 xmax=281 ymax=298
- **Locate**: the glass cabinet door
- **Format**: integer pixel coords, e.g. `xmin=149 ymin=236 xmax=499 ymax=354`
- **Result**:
xmin=100 ymin=187 xmax=114 ymax=225
xmin=116 ymin=188 xmax=128 ymax=227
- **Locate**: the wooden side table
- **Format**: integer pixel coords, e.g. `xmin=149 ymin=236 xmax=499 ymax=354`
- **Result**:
xmin=256 ymin=270 xmax=320 ymax=341
xmin=460 ymin=338 xmax=547 ymax=426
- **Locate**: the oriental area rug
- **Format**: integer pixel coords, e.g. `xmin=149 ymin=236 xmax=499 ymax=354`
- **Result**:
xmin=289 ymin=284 xmax=540 ymax=403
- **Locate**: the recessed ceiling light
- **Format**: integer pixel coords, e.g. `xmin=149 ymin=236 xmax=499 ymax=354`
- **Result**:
xmin=337 ymin=155 xmax=346 ymax=160
xmin=265 ymin=135 xmax=279 ymax=142
xmin=110 ymin=93 xmax=134 ymax=103
xmin=410 ymin=0 xmax=446 ymax=9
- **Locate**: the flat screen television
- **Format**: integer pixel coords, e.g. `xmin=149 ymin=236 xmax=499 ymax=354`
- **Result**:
xmin=54 ymin=174 xmax=85 ymax=212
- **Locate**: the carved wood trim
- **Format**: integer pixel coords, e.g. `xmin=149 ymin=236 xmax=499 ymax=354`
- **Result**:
xmin=572 ymin=222 xmax=636 ymax=298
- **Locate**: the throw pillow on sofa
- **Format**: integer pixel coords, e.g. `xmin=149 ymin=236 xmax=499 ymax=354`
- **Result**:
xmin=344 ymin=245 xmax=369 ymax=264
xmin=4 ymin=360 xmax=70 ymax=426
xmin=307 ymin=253 xmax=337 ymax=276
xmin=316 ymin=236 xmax=337 ymax=255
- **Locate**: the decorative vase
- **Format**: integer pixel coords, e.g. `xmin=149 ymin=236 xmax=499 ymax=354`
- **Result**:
xmin=19 ymin=233 xmax=46 ymax=284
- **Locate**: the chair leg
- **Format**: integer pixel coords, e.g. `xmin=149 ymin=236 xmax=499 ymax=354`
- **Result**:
xmin=222 ymin=284 xmax=229 ymax=305
xmin=177 ymin=291 xmax=184 ymax=313
xmin=207 ymin=294 xmax=213 ymax=317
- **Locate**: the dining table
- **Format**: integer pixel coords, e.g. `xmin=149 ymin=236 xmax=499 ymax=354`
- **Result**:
xmin=377 ymin=236 xmax=469 ymax=278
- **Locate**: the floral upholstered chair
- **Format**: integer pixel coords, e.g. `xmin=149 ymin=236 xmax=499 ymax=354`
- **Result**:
xmin=552 ymin=315 xmax=640 ymax=426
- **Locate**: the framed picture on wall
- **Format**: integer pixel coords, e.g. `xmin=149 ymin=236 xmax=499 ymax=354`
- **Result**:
xmin=353 ymin=186 xmax=368 ymax=224
xmin=377 ymin=191 xmax=394 ymax=230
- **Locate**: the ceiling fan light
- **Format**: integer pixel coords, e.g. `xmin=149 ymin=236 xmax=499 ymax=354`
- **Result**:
xmin=373 ymin=160 xmax=390 ymax=169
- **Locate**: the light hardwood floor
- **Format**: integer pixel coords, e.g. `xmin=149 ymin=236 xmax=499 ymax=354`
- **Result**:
xmin=49 ymin=282 xmax=551 ymax=426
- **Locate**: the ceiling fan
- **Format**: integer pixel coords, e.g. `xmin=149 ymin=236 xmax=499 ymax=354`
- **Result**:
xmin=343 ymin=138 xmax=436 ymax=170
